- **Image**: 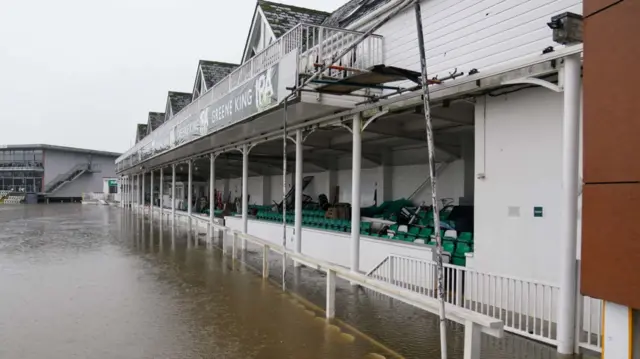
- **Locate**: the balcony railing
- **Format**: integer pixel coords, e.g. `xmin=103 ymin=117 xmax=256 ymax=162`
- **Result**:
xmin=116 ymin=24 xmax=383 ymax=172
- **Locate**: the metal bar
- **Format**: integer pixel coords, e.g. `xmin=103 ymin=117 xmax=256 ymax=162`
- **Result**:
xmin=281 ymin=98 xmax=288 ymax=291
xmin=413 ymin=0 xmax=446 ymax=356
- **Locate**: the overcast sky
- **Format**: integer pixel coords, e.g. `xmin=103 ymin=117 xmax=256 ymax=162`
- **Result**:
xmin=0 ymin=0 xmax=345 ymax=153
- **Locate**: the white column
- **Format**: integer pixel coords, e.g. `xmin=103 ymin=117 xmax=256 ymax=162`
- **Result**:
xmin=350 ymin=113 xmax=362 ymax=273
xmin=210 ymin=154 xmax=215 ymax=225
xmin=187 ymin=160 xmax=193 ymax=216
xmin=242 ymin=144 xmax=249 ymax=235
xmin=171 ymin=164 xmax=176 ymax=220
xmin=159 ymin=169 xmax=164 ymax=217
xmin=326 ymin=269 xmax=336 ymax=318
xmin=150 ymin=170 xmax=154 ymax=220
xmin=557 ymin=53 xmax=582 ymax=355
xmin=294 ymin=129 xmax=303 ymax=257
xmin=137 ymin=174 xmax=141 ymax=211
xmin=142 ymin=172 xmax=146 ymax=213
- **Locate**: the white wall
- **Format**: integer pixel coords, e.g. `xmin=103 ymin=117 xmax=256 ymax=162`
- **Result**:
xmin=225 ymin=217 xmax=438 ymax=272
xmin=470 ymin=88 xmax=564 ymax=285
xmin=374 ymin=0 xmax=582 ymax=82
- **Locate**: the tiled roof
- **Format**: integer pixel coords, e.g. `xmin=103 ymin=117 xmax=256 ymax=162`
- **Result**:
xmin=136 ymin=124 xmax=148 ymax=143
xmin=259 ymin=0 xmax=330 ymax=37
xmin=147 ymin=112 xmax=165 ymax=133
xmin=322 ymin=0 xmax=392 ymax=28
xmin=199 ymin=61 xmax=239 ymax=90
xmin=168 ymin=91 xmax=192 ymax=115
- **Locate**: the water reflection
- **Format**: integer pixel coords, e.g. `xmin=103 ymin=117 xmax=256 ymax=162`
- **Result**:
xmin=0 ymin=205 xmax=591 ymax=359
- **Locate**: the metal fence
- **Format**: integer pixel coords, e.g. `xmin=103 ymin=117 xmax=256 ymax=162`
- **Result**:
xmin=367 ymin=254 xmax=560 ymax=345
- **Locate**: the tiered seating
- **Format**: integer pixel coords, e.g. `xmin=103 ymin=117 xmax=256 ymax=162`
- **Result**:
xmin=4 ymin=195 xmax=25 ymax=204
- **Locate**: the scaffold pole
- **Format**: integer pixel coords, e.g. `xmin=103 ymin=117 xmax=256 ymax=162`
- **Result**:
xmin=413 ymin=1 xmax=448 ymax=358
xmin=281 ymin=97 xmax=289 ymax=291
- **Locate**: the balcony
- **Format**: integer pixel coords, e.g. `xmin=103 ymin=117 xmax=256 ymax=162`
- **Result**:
xmin=117 ymin=24 xmax=383 ymax=172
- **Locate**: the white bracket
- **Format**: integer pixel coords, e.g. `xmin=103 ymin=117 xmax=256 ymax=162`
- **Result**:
xmin=502 ymin=77 xmax=563 ymax=92
xmin=362 ymin=110 xmax=390 ymax=131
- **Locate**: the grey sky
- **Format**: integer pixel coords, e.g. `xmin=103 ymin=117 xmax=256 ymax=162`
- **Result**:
xmin=0 ymin=0 xmax=345 ymax=153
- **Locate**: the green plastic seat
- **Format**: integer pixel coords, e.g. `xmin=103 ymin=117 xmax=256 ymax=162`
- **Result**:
xmin=452 ymin=255 xmax=466 ymax=266
xmin=458 ymin=232 xmax=473 ymax=243
xmin=443 ymin=241 xmax=455 ymax=253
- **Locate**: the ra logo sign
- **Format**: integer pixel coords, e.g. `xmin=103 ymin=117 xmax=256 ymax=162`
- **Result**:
xmin=255 ymin=67 xmax=275 ymax=111
xmin=199 ymin=108 xmax=209 ymax=136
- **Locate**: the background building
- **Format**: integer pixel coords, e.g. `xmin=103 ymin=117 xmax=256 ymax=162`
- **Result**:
xmin=0 ymin=144 xmax=120 ymax=202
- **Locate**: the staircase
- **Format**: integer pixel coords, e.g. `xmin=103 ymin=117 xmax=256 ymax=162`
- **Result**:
xmin=44 ymin=163 xmax=92 ymax=195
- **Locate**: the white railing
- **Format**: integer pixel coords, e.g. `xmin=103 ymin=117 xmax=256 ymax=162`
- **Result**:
xmin=577 ymin=295 xmax=603 ymax=353
xmin=139 ymin=206 xmax=504 ymax=358
xmin=116 ymin=23 xmax=384 ymax=171
xmin=367 ymin=254 xmax=560 ymax=346
xmin=82 ymin=192 xmax=106 ymax=201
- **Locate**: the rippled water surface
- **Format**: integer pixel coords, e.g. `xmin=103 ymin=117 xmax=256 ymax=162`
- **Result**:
xmin=0 ymin=205 xmax=576 ymax=359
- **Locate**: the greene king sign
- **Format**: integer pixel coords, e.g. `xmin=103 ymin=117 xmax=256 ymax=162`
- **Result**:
xmin=174 ymin=64 xmax=279 ymax=146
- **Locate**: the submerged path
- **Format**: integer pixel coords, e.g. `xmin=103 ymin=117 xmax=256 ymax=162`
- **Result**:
xmin=0 ymin=205 xmax=576 ymax=359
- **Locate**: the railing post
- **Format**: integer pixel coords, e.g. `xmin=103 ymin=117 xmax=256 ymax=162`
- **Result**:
xmin=456 ymin=267 xmax=464 ymax=307
xmin=389 ymin=256 xmax=395 ymax=285
xmin=463 ymin=320 xmax=481 ymax=359
xmin=326 ymin=269 xmax=336 ymax=319
xmin=262 ymin=245 xmax=269 ymax=279
xmin=232 ymin=232 xmax=237 ymax=259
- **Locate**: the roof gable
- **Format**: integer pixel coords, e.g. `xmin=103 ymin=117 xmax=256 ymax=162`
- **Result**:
xmin=136 ymin=124 xmax=148 ymax=143
xmin=164 ymin=91 xmax=192 ymax=122
xmin=147 ymin=112 xmax=165 ymax=134
xmin=259 ymin=0 xmax=329 ymax=37
xmin=200 ymin=61 xmax=238 ymax=90
xmin=322 ymin=0 xmax=391 ymax=29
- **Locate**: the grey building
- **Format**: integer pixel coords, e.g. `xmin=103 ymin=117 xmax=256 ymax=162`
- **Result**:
xmin=0 ymin=144 xmax=120 ymax=201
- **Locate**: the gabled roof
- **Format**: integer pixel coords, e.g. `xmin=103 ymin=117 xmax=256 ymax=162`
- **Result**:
xmin=136 ymin=124 xmax=148 ymax=143
xmin=322 ymin=0 xmax=392 ymax=29
xmin=199 ymin=61 xmax=239 ymax=90
xmin=147 ymin=112 xmax=165 ymax=134
xmin=259 ymin=0 xmax=329 ymax=37
xmin=167 ymin=91 xmax=192 ymax=115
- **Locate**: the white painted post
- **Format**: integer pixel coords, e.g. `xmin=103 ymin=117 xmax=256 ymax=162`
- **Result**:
xmin=160 ymin=169 xmax=164 ymax=220
xmin=142 ymin=172 xmax=146 ymax=215
xmin=171 ymin=164 xmax=176 ymax=221
xmin=294 ymin=129 xmax=303 ymax=260
xmin=389 ymin=256 xmax=395 ymax=285
xmin=557 ymin=53 xmax=582 ymax=356
xmin=241 ymin=144 xmax=248 ymax=250
xmin=232 ymin=232 xmax=237 ymax=259
xmin=326 ymin=269 xmax=336 ymax=319
xmin=463 ymin=320 xmax=481 ymax=359
xmin=187 ymin=160 xmax=193 ymax=217
xmin=350 ymin=113 xmax=362 ymax=274
xmin=262 ymin=245 xmax=269 ymax=278
xmin=137 ymin=174 xmax=141 ymax=213
xmin=150 ymin=170 xmax=154 ymax=221
xmin=210 ymin=153 xmax=215 ymax=243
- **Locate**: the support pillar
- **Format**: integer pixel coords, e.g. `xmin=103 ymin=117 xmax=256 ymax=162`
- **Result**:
xmin=294 ymin=129 xmax=303 ymax=258
xmin=262 ymin=245 xmax=269 ymax=279
xmin=171 ymin=164 xmax=176 ymax=221
xmin=142 ymin=172 xmax=146 ymax=214
xmin=150 ymin=170 xmax=154 ymax=220
xmin=326 ymin=269 xmax=336 ymax=318
xmin=463 ymin=321 xmax=481 ymax=359
xmin=350 ymin=113 xmax=362 ymax=273
xmin=187 ymin=160 xmax=193 ymax=217
xmin=241 ymin=144 xmax=248 ymax=250
xmin=557 ymin=53 xmax=582 ymax=355
xmin=159 ymin=169 xmax=164 ymax=219
xmin=210 ymin=154 xmax=216 ymax=243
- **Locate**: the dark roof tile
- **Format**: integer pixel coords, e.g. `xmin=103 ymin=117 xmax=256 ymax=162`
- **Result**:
xmin=199 ymin=61 xmax=239 ymax=90
xmin=136 ymin=124 xmax=148 ymax=143
xmin=147 ymin=112 xmax=165 ymax=133
xmin=259 ymin=0 xmax=329 ymax=37
xmin=168 ymin=91 xmax=192 ymax=115
xmin=322 ymin=0 xmax=391 ymax=28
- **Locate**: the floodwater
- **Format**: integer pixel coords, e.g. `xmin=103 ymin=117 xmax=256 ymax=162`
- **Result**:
xmin=0 ymin=205 xmax=579 ymax=359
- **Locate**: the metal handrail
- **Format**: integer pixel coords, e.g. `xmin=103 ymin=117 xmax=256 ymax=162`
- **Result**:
xmin=116 ymin=23 xmax=383 ymax=166
xmin=44 ymin=163 xmax=89 ymax=193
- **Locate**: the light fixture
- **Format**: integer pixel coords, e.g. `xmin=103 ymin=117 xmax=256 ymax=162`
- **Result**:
xmin=548 ymin=12 xmax=583 ymax=45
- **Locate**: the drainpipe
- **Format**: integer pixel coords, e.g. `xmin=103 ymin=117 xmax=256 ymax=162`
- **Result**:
xmin=351 ymin=113 xmax=362 ymax=274
xmin=557 ymin=53 xmax=582 ymax=355
xmin=294 ymin=129 xmax=303 ymax=260
xmin=159 ymin=170 xmax=164 ymax=218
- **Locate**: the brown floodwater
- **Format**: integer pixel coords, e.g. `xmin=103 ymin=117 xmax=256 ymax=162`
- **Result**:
xmin=0 ymin=205 xmax=582 ymax=359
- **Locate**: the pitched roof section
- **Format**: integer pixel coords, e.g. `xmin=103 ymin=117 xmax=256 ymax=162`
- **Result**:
xmin=168 ymin=91 xmax=192 ymax=115
xmin=322 ymin=0 xmax=392 ymax=28
xmin=147 ymin=112 xmax=165 ymax=134
xmin=136 ymin=124 xmax=148 ymax=143
xmin=199 ymin=61 xmax=239 ymax=90
xmin=259 ymin=0 xmax=329 ymax=37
